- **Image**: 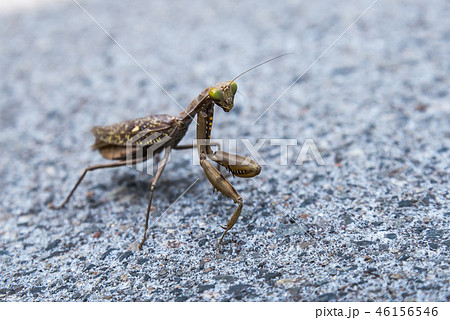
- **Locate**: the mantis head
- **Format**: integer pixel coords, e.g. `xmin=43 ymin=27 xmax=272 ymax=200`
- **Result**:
xmin=208 ymin=53 xmax=292 ymax=113
xmin=208 ymin=81 xmax=238 ymax=112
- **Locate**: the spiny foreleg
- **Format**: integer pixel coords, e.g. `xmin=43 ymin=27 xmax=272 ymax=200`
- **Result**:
xmin=200 ymin=156 xmax=243 ymax=252
xmin=208 ymin=150 xmax=261 ymax=178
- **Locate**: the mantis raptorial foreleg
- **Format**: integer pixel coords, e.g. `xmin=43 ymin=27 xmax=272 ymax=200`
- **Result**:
xmin=208 ymin=151 xmax=261 ymax=178
xmin=199 ymin=152 xmax=261 ymax=251
xmin=199 ymin=157 xmax=243 ymax=252
xmin=195 ymin=107 xmax=261 ymax=252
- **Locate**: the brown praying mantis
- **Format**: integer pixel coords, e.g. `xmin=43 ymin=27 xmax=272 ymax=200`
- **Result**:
xmin=50 ymin=54 xmax=289 ymax=252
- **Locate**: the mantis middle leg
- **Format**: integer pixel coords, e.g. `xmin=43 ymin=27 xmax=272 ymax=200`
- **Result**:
xmin=138 ymin=146 xmax=172 ymax=250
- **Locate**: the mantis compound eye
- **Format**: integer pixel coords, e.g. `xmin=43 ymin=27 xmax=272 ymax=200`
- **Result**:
xmin=209 ymin=87 xmax=223 ymax=101
xmin=230 ymin=81 xmax=237 ymax=94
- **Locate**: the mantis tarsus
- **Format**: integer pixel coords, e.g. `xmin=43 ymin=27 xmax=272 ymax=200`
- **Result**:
xmin=51 ymin=54 xmax=289 ymax=252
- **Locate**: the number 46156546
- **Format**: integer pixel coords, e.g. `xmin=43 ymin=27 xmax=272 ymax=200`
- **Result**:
xmin=375 ymin=306 xmax=438 ymax=317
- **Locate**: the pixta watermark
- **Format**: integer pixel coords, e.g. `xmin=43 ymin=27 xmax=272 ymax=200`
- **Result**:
xmin=125 ymin=130 xmax=325 ymax=175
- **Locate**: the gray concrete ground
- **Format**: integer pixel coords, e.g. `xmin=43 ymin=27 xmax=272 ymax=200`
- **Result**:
xmin=0 ymin=0 xmax=449 ymax=301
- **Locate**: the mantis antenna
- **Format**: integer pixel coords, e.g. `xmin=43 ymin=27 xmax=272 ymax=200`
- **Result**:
xmin=231 ymin=53 xmax=294 ymax=82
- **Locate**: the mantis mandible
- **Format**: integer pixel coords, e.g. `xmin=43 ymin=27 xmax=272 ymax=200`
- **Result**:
xmin=50 ymin=54 xmax=289 ymax=252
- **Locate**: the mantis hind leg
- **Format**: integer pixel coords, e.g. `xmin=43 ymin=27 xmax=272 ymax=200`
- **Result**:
xmin=49 ymin=157 xmax=148 ymax=210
